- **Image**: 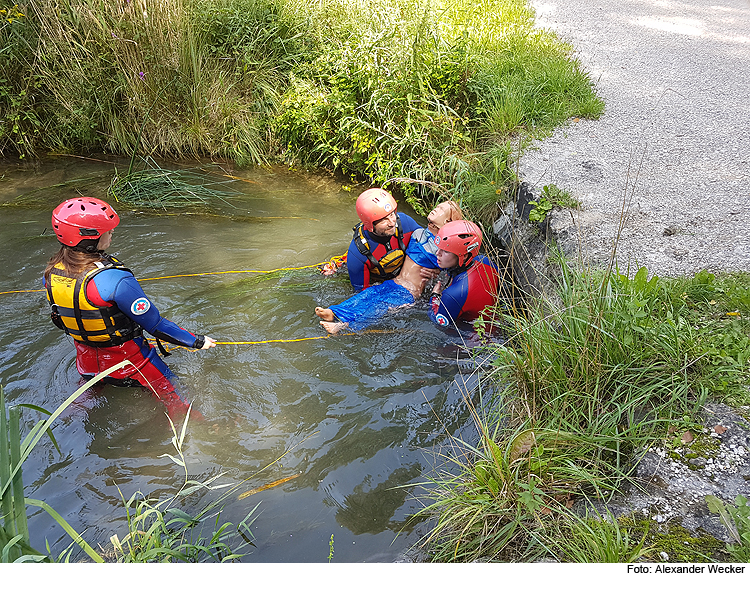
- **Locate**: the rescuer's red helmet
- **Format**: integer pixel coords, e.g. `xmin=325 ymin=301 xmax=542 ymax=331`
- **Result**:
xmin=355 ymin=188 xmax=398 ymax=232
xmin=52 ymin=197 xmax=120 ymax=249
xmin=435 ymin=220 xmax=482 ymax=267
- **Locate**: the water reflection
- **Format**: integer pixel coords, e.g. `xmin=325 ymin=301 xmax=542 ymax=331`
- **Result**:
xmin=0 ymin=158 xmax=485 ymax=562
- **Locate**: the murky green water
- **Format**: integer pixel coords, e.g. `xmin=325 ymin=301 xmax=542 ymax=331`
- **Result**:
xmin=0 ymin=156 xmax=481 ymax=562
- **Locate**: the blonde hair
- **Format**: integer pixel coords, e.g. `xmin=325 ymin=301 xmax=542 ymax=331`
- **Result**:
xmin=444 ymin=200 xmax=463 ymax=222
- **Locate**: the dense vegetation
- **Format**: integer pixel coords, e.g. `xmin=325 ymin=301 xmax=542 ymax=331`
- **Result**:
xmin=0 ymin=0 xmax=602 ymax=213
xmin=420 ymin=265 xmax=750 ymax=561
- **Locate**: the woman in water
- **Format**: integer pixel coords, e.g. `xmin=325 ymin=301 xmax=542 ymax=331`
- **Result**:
xmin=44 ymin=197 xmax=216 ymax=418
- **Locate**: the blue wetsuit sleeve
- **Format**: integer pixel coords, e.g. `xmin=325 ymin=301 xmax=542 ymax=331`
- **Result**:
xmin=429 ymin=275 xmax=469 ymax=327
xmin=346 ymin=239 xmax=369 ymax=292
xmin=92 ymin=270 xmax=202 ymax=348
xmin=398 ymin=213 xmax=422 ymax=235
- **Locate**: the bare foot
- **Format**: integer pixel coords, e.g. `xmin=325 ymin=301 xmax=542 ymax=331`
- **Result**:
xmin=320 ymin=320 xmax=348 ymax=334
xmin=315 ymin=307 xmax=335 ymax=321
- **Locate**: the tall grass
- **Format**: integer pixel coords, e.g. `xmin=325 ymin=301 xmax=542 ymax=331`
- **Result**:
xmin=1 ymin=0 xmax=602 ymax=213
xmin=0 ymin=0 xmax=305 ymax=164
xmin=417 ymin=265 xmax=750 ymax=561
xmin=544 ymin=509 xmax=651 ymax=563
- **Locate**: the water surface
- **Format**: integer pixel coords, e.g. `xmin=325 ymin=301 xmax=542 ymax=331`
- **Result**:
xmin=0 ymin=156 xmax=481 ymax=562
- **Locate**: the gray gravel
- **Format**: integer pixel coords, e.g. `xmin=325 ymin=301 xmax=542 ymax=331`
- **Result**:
xmin=582 ymin=403 xmax=750 ymax=545
xmin=521 ymin=0 xmax=750 ymax=277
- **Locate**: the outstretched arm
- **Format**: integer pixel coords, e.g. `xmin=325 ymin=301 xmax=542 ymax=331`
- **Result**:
xmin=90 ymin=270 xmax=213 ymax=349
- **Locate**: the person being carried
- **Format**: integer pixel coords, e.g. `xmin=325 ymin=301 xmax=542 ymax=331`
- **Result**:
xmin=345 ymin=187 xmax=423 ymax=292
xmin=43 ymin=197 xmax=216 ymax=419
xmin=315 ymin=200 xmax=463 ymax=333
xmin=428 ymin=220 xmax=501 ymax=331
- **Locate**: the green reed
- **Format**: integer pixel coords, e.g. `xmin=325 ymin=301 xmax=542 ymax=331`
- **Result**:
xmin=1 ymin=366 xmax=258 ymax=562
xmin=1 ymin=364 xmax=135 ymax=563
xmin=108 ymin=407 xmax=258 ymax=563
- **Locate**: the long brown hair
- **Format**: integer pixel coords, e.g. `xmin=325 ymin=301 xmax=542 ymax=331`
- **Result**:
xmin=44 ymin=246 xmax=106 ymax=283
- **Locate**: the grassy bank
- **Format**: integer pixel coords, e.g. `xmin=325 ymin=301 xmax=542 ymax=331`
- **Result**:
xmin=0 ymin=0 xmax=602 ymax=212
xmin=418 ymin=264 xmax=750 ymax=561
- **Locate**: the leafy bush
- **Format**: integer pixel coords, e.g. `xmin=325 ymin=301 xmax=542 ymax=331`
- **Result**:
xmin=276 ymin=0 xmax=603 ymax=208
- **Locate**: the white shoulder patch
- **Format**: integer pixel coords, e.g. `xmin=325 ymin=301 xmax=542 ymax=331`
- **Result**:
xmin=131 ymin=297 xmax=151 ymax=316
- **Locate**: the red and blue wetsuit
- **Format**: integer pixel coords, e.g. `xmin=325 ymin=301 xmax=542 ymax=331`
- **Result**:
xmin=347 ymin=212 xmax=421 ymax=291
xmin=45 ymin=258 xmax=205 ymax=417
xmin=429 ymin=254 xmax=501 ymax=330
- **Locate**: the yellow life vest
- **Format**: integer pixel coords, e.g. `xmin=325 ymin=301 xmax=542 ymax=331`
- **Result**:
xmin=352 ymin=216 xmax=406 ymax=281
xmin=45 ymin=259 xmax=142 ymax=347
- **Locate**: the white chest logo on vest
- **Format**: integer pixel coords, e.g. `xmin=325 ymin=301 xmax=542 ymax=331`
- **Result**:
xmin=131 ymin=297 xmax=151 ymax=316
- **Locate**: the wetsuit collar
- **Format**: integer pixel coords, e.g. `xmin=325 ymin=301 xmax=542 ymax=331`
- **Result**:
xmin=367 ymin=228 xmax=393 ymax=244
xmin=447 ymin=258 xmax=475 ymax=277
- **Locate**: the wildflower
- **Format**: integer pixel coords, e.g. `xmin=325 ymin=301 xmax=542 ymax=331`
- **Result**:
xmin=138 ymin=71 xmax=145 ymax=81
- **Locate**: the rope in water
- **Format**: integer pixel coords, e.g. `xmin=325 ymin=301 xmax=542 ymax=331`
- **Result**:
xmin=152 ymin=329 xmax=406 ymax=351
xmin=0 ymin=255 xmax=347 ymax=295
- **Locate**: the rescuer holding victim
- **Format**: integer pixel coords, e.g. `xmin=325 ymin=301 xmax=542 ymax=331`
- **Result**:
xmin=43 ymin=197 xmax=216 ymax=418
xmin=345 ymin=187 xmax=424 ymax=291
xmin=429 ymin=220 xmax=501 ymax=330
xmin=315 ymin=200 xmax=463 ymax=333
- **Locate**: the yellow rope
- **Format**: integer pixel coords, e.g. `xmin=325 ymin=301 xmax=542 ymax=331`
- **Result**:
xmin=138 ymin=260 xmax=335 ymax=282
xmin=0 ymin=289 xmax=44 ymax=295
xmin=215 ymin=335 xmax=332 ymax=345
xmin=0 ymin=255 xmax=348 ymax=295
xmin=152 ymin=328 xmax=406 ymax=351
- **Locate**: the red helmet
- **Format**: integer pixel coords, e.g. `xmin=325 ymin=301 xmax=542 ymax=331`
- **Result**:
xmin=355 ymin=188 xmax=397 ymax=232
xmin=52 ymin=197 xmax=120 ymax=247
xmin=435 ymin=220 xmax=482 ymax=267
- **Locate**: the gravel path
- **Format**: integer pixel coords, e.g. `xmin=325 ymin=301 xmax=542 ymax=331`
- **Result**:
xmin=521 ymin=0 xmax=750 ymax=277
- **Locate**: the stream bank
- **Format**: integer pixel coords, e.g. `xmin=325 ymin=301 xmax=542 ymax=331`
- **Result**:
xmin=482 ymin=0 xmax=750 ymax=554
